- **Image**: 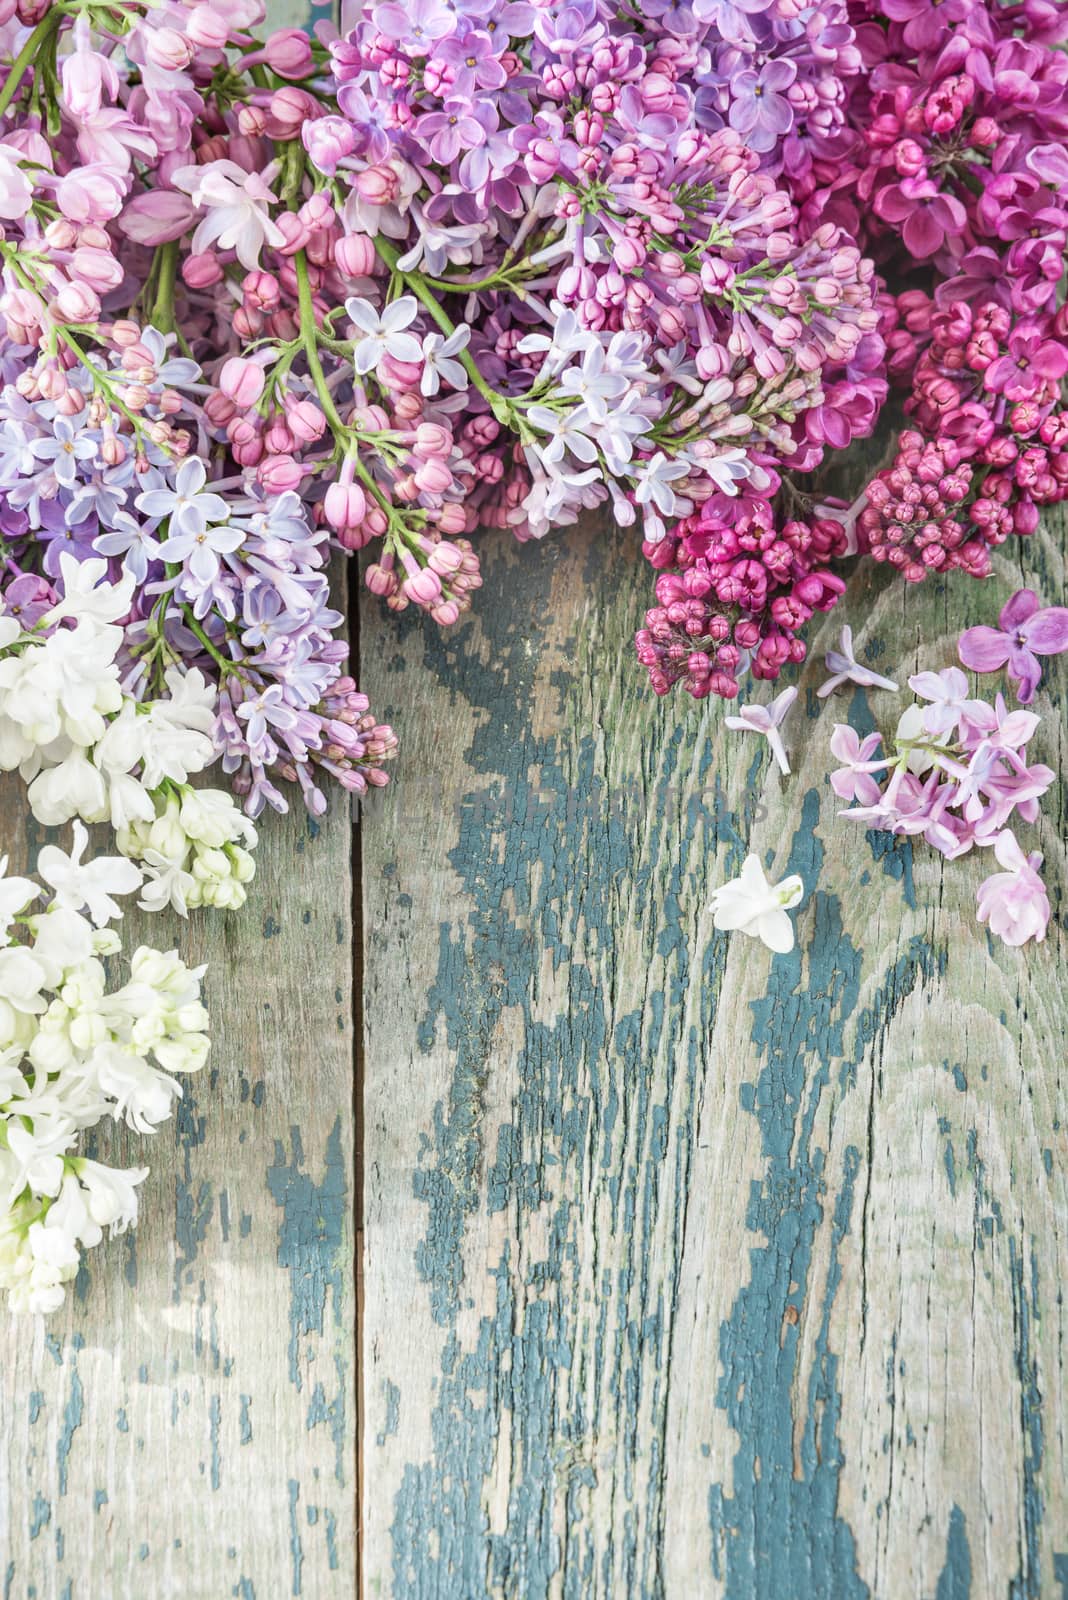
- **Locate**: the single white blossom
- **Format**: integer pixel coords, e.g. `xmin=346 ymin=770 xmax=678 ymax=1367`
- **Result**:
xmin=37 ymin=822 xmax=142 ymax=927
xmin=346 ymin=295 xmax=422 ymax=374
xmin=708 ymin=855 xmax=805 ymax=954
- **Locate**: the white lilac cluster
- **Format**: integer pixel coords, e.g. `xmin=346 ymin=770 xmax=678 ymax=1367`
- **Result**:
xmin=0 ymin=839 xmax=209 ymax=1313
xmin=0 ymin=556 xmax=257 ymax=916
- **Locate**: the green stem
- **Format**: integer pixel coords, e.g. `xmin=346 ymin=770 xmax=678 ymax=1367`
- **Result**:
xmin=294 ymin=249 xmax=348 ymax=435
xmin=0 ymin=6 xmax=64 ymax=122
xmin=150 ymin=241 xmax=179 ymax=334
xmin=181 ymin=607 xmax=240 ymax=677
xmin=373 ymin=235 xmax=516 ymax=427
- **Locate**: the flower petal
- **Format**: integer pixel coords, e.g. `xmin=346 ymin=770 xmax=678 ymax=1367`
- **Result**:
xmin=957 ymin=625 xmax=1012 ymax=673
xmin=998 ymin=588 xmax=1039 ymax=631
xmin=1023 ymin=605 xmax=1068 ymax=655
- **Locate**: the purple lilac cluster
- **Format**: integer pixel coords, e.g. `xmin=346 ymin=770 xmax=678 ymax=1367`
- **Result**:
xmin=830 ymin=658 xmax=1058 ymax=946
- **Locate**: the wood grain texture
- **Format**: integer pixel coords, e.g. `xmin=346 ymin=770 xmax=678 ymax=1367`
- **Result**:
xmin=0 ymin=789 xmax=356 ymax=1599
xmin=359 ymin=507 xmax=1066 ymax=1599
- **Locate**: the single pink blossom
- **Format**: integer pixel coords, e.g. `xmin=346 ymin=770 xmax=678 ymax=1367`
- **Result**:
xmin=828 ymin=724 xmax=888 ymax=806
xmin=724 ymin=685 xmax=798 ymax=775
xmin=958 ymin=589 xmax=1068 ymax=704
xmin=976 ymin=831 xmax=1050 ymax=947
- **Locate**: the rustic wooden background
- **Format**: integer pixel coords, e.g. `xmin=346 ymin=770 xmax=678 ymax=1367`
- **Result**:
xmin=1 ymin=5 xmax=1067 ymax=1596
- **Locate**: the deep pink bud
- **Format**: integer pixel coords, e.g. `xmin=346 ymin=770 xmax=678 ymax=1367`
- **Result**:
xmin=183 ymin=252 xmax=223 ymax=289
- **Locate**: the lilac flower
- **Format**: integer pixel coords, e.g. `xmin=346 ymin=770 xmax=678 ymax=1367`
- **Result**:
xmin=345 ymin=296 xmax=423 ymax=373
xmin=557 ymin=345 xmax=628 ymax=424
xmin=158 ymin=518 xmax=245 ymax=586
xmin=828 ymin=725 xmax=888 ymax=806
xmin=373 ymin=0 xmax=456 ymax=53
xmin=29 ymin=417 xmax=97 ymax=489
xmin=94 ymin=511 xmax=163 ymax=584
xmin=724 ymin=685 xmax=798 ymax=775
xmin=136 ymin=458 xmax=230 ymax=541
xmin=818 ymin=627 xmax=899 ymax=697
xmin=874 ymin=180 xmax=967 ymax=258
xmin=0 ymin=573 xmax=55 ymax=629
xmin=958 ymin=589 xmax=1068 ymax=704
xmin=434 ymin=28 xmax=508 ymax=89
xmin=526 ymin=404 xmax=598 ymax=467
xmin=976 ymin=831 xmax=1051 ymax=947
xmin=235 ymin=684 xmax=301 ymax=749
xmin=420 ymin=327 xmax=471 ymax=396
xmin=908 ymin=667 xmax=986 ymax=736
xmin=728 ymin=61 xmax=797 ymax=155
xmin=708 ymin=854 xmax=805 ymax=954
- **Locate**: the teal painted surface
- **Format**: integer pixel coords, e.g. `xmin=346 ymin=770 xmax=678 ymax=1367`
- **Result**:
xmin=363 ymin=512 xmax=1068 ymax=1598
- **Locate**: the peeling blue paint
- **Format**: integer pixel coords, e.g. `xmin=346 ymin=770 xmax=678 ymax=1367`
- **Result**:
xmin=29 ymin=1494 xmax=50 ymax=1539
xmin=936 ymin=1505 xmax=972 ymax=1600
xmin=287 ymin=1479 xmax=304 ymax=1597
xmin=1008 ymin=1242 xmax=1044 ymax=1600
xmin=266 ymin=1119 xmax=348 ymax=1412
xmin=56 ymin=1346 xmax=84 ymax=1496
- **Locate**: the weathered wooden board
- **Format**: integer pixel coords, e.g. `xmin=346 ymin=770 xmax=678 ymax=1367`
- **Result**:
xmin=1 ymin=6 xmax=357 ymax=1599
xmin=359 ymin=508 xmax=1067 ymax=1598
xmin=0 ymin=784 xmax=357 ymax=1599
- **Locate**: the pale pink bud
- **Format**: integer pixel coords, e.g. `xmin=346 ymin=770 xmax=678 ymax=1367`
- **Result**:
xmin=219 ymin=357 xmax=266 ymax=408
xmin=286 ymin=400 xmax=326 ymax=442
xmin=275 ymin=211 xmax=309 ymax=256
xmin=415 ymin=458 xmax=452 ymax=495
xmin=43 ymin=218 xmax=77 ymax=250
xmin=355 ymin=164 xmax=398 ymax=204
xmin=303 ymin=116 xmax=356 ymax=178
xmin=413 ymin=423 xmax=451 ymax=459
xmin=334 ymin=233 xmax=378 ymax=277
xmin=324 ymin=481 xmax=368 ymax=531
xmin=267 ymin=87 xmax=316 ymax=140
xmin=430 ymin=600 xmax=460 ymax=625
xmin=237 ymin=105 xmax=268 ymax=138
xmin=204 ymin=392 xmax=237 ymax=427
xmin=392 ymin=392 xmax=423 ymax=422
xmin=427 ymin=540 xmax=463 ymax=576
xmin=144 ymin=26 xmax=194 ymax=70
xmin=300 ymin=192 xmax=335 ymax=232
xmin=242 ymin=270 xmax=280 ymax=311
xmin=54 ymin=281 xmax=100 ymax=323
xmin=265 ymin=420 xmax=295 ymax=454
xmin=402 ymin=566 xmax=442 ymax=606
xmin=438 ymin=502 xmax=467 ymax=535
xmin=264 ymin=28 xmax=314 ymax=78
xmin=185 ymin=6 xmax=230 ymax=47
xmin=258 ymin=454 xmax=303 ymax=493
xmin=70 ymin=246 xmax=123 ymax=291
xmin=365 ymin=560 xmax=397 ymax=597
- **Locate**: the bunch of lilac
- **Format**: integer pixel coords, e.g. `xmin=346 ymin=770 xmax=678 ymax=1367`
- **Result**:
xmin=0 ymin=1 xmax=398 ymax=821
xmin=805 ymin=0 xmax=1068 ymax=587
xmin=316 ymin=0 xmax=885 ymax=699
xmin=830 ymin=664 xmax=1056 ymax=946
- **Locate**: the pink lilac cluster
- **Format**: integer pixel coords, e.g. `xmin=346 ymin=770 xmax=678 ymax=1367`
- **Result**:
xmin=817 ymin=0 xmax=1068 ymax=588
xmin=829 ymin=662 xmax=1055 ymax=946
xmin=322 ymin=0 xmax=886 ymax=694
